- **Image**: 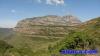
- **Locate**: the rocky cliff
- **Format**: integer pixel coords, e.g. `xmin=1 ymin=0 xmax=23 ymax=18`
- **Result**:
xmin=14 ymin=15 xmax=81 ymax=37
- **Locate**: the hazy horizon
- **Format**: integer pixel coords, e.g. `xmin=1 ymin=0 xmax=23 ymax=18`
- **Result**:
xmin=0 ymin=0 xmax=100 ymax=28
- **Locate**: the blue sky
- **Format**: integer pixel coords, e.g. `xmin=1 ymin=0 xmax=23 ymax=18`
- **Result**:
xmin=0 ymin=0 xmax=100 ymax=28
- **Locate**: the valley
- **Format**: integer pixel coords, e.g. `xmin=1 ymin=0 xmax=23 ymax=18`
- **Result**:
xmin=0 ymin=16 xmax=99 ymax=56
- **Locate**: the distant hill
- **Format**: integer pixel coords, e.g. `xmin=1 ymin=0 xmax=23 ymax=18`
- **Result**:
xmin=0 ymin=28 xmax=12 ymax=33
xmin=79 ymin=17 xmax=100 ymax=29
xmin=0 ymin=28 xmax=13 ymax=40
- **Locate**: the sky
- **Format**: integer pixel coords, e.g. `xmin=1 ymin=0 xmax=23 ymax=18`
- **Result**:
xmin=0 ymin=0 xmax=100 ymax=28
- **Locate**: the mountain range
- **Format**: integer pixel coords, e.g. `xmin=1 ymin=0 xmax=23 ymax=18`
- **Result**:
xmin=0 ymin=15 xmax=99 ymax=56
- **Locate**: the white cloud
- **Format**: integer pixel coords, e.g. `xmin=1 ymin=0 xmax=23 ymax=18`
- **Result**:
xmin=11 ymin=9 xmax=16 ymax=13
xmin=46 ymin=0 xmax=64 ymax=5
xmin=37 ymin=0 xmax=65 ymax=5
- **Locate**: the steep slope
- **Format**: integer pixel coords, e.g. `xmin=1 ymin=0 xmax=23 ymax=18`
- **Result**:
xmin=14 ymin=15 xmax=81 ymax=38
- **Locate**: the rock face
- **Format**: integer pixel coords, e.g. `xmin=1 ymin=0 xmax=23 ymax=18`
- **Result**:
xmin=14 ymin=15 xmax=81 ymax=37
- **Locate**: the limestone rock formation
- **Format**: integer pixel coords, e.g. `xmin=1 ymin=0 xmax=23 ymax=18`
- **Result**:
xmin=14 ymin=15 xmax=81 ymax=37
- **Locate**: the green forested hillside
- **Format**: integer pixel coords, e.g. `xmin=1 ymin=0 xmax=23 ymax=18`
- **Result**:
xmin=48 ymin=17 xmax=100 ymax=56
